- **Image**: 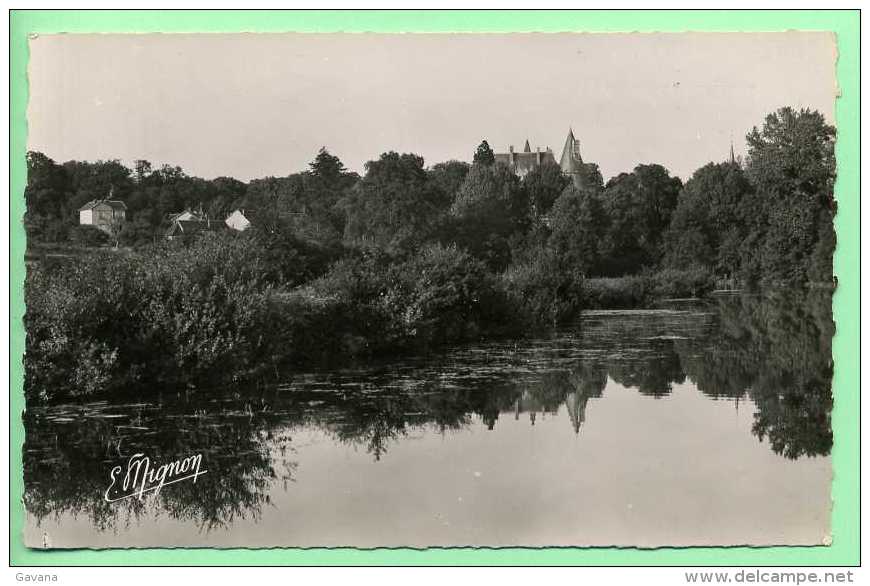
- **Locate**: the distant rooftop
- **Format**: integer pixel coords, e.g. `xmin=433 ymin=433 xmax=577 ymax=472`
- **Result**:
xmin=78 ymin=199 xmax=127 ymax=212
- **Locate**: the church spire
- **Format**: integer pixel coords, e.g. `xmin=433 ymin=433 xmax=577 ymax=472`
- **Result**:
xmin=730 ymin=140 xmax=736 ymax=165
xmin=523 ymin=139 xmax=531 ymax=153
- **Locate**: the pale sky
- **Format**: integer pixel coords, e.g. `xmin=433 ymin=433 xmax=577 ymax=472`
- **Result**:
xmin=27 ymin=32 xmax=837 ymax=182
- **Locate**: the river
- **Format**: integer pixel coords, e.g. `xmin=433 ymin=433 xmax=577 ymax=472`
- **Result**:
xmin=23 ymin=291 xmax=833 ymax=548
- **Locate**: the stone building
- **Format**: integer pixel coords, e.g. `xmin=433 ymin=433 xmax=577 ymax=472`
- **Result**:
xmin=494 ymin=139 xmax=558 ymax=178
xmin=494 ymin=129 xmax=586 ymax=182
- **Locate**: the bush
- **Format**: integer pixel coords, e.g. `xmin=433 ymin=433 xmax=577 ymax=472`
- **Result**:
xmin=650 ymin=267 xmax=715 ymax=299
xmin=503 ymin=246 xmax=585 ymax=326
xmin=246 ymin=218 xmax=345 ymax=286
xmin=392 ymin=243 xmax=519 ymax=345
xmin=304 ymin=244 xmax=522 ymax=357
xmin=24 ymin=213 xmax=71 ymax=243
xmin=69 ymin=224 xmax=110 ymax=247
xmin=581 ymin=277 xmax=651 ymax=309
xmin=24 ymin=234 xmax=289 ymax=402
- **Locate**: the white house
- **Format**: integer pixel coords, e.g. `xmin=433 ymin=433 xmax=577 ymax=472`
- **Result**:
xmin=78 ymin=199 xmax=127 ymax=233
xmin=225 ymin=209 xmax=252 ymax=232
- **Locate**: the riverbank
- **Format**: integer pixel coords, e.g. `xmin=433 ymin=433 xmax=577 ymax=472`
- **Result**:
xmin=24 ymin=234 xmax=732 ymax=403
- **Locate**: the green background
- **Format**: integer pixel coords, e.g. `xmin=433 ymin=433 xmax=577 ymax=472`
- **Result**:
xmin=9 ymin=9 xmax=860 ymax=566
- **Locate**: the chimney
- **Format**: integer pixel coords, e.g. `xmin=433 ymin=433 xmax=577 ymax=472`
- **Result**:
xmin=536 ymin=147 xmax=542 ymax=165
xmin=508 ymin=145 xmax=515 ymax=165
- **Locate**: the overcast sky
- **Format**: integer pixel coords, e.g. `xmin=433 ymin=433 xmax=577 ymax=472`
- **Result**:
xmin=27 ymin=32 xmax=836 ymax=182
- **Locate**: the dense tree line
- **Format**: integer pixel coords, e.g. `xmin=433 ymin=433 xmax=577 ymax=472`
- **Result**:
xmin=24 ymin=106 xmax=837 ymax=400
xmin=25 ymin=106 xmax=835 ymax=289
xmin=665 ymin=108 xmax=836 ymax=285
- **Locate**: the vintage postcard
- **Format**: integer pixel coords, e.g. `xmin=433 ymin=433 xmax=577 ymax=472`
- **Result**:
xmin=21 ymin=31 xmax=837 ymax=549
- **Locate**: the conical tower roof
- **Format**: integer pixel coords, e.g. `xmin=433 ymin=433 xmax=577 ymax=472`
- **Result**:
xmin=523 ymin=139 xmax=531 ymax=153
xmin=559 ymin=128 xmax=582 ymax=174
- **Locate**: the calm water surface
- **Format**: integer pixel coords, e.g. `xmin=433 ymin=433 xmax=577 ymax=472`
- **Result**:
xmin=24 ymin=292 xmax=833 ymax=547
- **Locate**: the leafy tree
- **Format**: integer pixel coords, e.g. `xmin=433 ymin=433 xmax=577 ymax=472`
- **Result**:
xmin=473 ymin=140 xmax=495 ymax=166
xmin=25 ymin=152 xmax=69 ymax=220
xmin=24 ymin=214 xmax=70 ymax=243
xmin=745 ymin=107 xmax=835 ymax=200
xmin=241 ymin=149 xmax=356 ymax=242
xmin=599 ymin=172 xmax=649 ymax=275
xmin=341 ymin=152 xmax=440 ymax=251
xmin=209 ymin=176 xmax=248 ymax=218
xmin=664 ymin=161 xmax=753 ymax=277
xmin=427 ymin=160 xmax=470 ymax=209
xmin=632 ymin=164 xmax=683 ymax=260
xmin=63 ymin=159 xmax=134 ymax=212
xmin=449 ymin=162 xmax=529 ymax=270
xmin=119 ymin=215 xmax=157 ymax=248
xmin=246 ymin=216 xmax=343 ymax=286
xmin=304 ymin=149 xmax=359 ymax=237
xmin=244 ymin=175 xmax=301 ymax=216
xmin=600 ymin=164 xmax=682 ymax=274
xmin=742 ymin=107 xmax=836 ymax=285
xmin=571 ymin=162 xmax=606 ymax=193
xmin=309 ymin=147 xmax=347 ymax=185
xmin=522 ymin=160 xmax=570 ymax=217
xmin=548 ymin=184 xmax=609 ymax=276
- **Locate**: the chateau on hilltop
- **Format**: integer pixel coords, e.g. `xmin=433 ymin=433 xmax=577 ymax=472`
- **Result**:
xmin=494 ymin=129 xmax=585 ymax=181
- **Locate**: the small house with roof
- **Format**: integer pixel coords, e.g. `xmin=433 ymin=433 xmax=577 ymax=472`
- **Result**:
xmin=225 ymin=209 xmax=253 ymax=232
xmin=165 ymin=209 xmax=223 ymax=240
xmin=78 ymin=199 xmax=127 ymax=234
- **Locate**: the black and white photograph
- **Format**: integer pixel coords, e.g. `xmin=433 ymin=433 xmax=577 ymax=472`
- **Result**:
xmin=22 ymin=31 xmax=837 ymax=548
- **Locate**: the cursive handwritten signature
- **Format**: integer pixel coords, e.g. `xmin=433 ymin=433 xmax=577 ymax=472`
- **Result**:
xmin=104 ymin=452 xmax=207 ymax=503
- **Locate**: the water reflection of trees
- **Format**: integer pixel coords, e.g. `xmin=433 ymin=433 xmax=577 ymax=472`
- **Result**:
xmin=318 ymin=291 xmax=834 ymax=460
xmin=674 ymin=291 xmax=833 ymax=458
xmin=24 ymin=291 xmax=832 ymax=535
xmin=608 ymin=339 xmax=686 ymax=398
xmin=24 ymin=399 xmax=294 ymax=535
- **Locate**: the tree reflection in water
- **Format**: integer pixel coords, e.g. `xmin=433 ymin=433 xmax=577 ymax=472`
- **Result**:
xmin=24 ymin=290 xmax=832 ymax=533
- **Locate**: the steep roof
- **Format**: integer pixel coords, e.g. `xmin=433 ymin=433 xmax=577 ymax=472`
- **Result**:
xmin=167 ymin=209 xmax=206 ymax=223
xmin=523 ymin=139 xmax=531 ymax=153
xmin=165 ymin=218 xmax=223 ymax=237
xmin=227 ymin=208 xmax=255 ymax=220
xmin=78 ymin=199 xmax=127 ymax=212
xmin=559 ymin=128 xmax=583 ymax=174
xmin=494 ymin=150 xmax=558 ymax=176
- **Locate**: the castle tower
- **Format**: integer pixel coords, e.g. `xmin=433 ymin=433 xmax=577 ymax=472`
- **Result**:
xmin=560 ymin=128 xmax=586 ymax=188
xmin=559 ymin=128 xmax=583 ymax=175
